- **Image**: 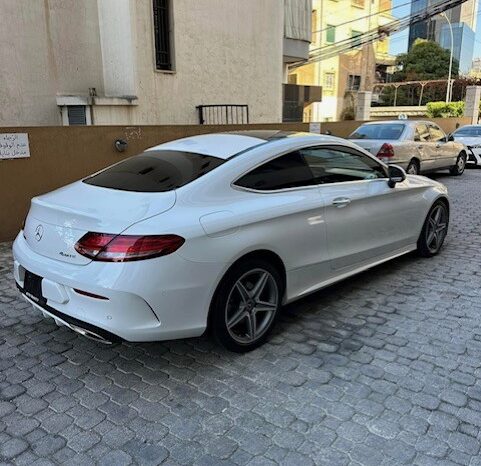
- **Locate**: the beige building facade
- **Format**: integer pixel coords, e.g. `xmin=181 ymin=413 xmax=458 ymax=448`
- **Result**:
xmin=290 ymin=0 xmax=394 ymax=121
xmin=0 ymin=0 xmax=311 ymax=126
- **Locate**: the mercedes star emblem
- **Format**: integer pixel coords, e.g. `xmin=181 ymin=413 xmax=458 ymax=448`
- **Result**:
xmin=35 ymin=224 xmax=44 ymax=242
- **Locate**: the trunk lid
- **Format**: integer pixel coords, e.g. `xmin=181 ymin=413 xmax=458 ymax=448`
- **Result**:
xmin=349 ymin=139 xmax=400 ymax=158
xmin=24 ymin=181 xmax=176 ymax=265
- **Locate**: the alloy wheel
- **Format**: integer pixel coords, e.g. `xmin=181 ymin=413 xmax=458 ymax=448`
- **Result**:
xmin=425 ymin=204 xmax=448 ymax=254
xmin=225 ymin=268 xmax=278 ymax=344
xmin=457 ymin=155 xmax=466 ymax=173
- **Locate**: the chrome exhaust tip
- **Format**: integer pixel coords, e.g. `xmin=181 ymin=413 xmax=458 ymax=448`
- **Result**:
xmin=68 ymin=324 xmax=113 ymax=345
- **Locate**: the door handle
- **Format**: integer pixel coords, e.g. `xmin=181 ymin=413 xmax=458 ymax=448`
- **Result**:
xmin=332 ymin=197 xmax=351 ymax=208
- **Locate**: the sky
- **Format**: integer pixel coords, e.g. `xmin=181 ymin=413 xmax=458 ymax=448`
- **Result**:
xmin=388 ymin=0 xmax=481 ymax=59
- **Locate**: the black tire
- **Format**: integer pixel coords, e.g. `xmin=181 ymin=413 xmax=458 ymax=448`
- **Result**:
xmin=450 ymin=152 xmax=466 ymax=176
xmin=209 ymin=258 xmax=283 ymax=352
xmin=407 ymin=159 xmax=420 ymax=175
xmin=417 ymin=200 xmax=449 ymax=257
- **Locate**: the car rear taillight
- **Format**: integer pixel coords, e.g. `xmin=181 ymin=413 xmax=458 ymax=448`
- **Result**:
xmin=376 ymin=143 xmax=394 ymax=161
xmin=74 ymin=233 xmax=185 ymax=262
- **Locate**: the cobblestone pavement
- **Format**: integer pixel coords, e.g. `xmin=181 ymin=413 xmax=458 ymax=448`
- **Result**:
xmin=1 ymin=170 xmax=481 ymax=466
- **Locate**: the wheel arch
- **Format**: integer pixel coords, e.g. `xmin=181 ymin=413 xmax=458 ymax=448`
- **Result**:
xmin=409 ymin=157 xmax=421 ymax=168
xmin=206 ymin=248 xmax=287 ymax=328
xmin=435 ymin=195 xmax=450 ymax=214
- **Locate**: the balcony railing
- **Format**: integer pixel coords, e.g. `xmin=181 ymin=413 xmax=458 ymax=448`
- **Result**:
xmin=196 ymin=105 xmax=249 ymax=125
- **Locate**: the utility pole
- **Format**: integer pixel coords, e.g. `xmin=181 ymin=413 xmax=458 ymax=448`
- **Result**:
xmin=317 ymin=0 xmax=323 ymax=122
xmin=362 ymin=0 xmax=373 ymax=91
xmin=440 ymin=11 xmax=454 ymax=103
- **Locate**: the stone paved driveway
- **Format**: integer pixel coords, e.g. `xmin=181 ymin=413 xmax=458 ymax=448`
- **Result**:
xmin=1 ymin=170 xmax=481 ymax=466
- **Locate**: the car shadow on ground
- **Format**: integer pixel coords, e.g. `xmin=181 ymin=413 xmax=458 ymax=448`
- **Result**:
xmin=41 ymin=249 xmax=420 ymax=373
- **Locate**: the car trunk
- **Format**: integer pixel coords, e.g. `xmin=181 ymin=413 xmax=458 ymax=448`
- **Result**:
xmin=23 ymin=181 xmax=176 ymax=265
xmin=349 ymin=139 xmax=398 ymax=157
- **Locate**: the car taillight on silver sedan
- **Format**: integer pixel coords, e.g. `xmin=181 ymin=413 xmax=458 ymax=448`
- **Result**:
xmin=75 ymin=232 xmax=185 ymax=262
xmin=376 ymin=143 xmax=394 ymax=162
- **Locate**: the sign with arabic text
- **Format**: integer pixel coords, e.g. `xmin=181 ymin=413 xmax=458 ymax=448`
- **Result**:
xmin=0 ymin=133 xmax=30 ymax=159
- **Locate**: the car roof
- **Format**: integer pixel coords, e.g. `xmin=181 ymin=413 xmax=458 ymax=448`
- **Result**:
xmin=146 ymin=131 xmax=349 ymax=160
xmin=357 ymin=120 xmax=435 ymax=127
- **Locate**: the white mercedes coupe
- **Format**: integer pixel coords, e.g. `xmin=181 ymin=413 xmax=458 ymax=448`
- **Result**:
xmin=13 ymin=131 xmax=449 ymax=352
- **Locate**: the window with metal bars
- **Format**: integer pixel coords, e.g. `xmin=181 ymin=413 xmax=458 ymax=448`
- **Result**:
xmin=153 ymin=0 xmax=172 ymax=70
xmin=67 ymin=106 xmax=87 ymax=125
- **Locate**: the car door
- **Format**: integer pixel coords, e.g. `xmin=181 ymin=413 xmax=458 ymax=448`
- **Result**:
xmin=428 ymin=124 xmax=456 ymax=169
xmin=415 ymin=123 xmax=436 ymax=172
xmin=233 ymin=150 xmax=330 ymax=299
xmin=300 ymin=145 xmax=423 ymax=272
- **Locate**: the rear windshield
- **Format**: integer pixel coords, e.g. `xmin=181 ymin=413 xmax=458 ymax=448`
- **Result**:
xmin=83 ymin=150 xmax=225 ymax=192
xmin=453 ymin=126 xmax=481 ymax=137
xmin=348 ymin=124 xmax=405 ymax=140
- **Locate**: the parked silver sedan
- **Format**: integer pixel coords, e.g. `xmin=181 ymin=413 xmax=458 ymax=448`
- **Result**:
xmin=348 ymin=120 xmax=467 ymax=176
xmin=450 ymin=124 xmax=481 ymax=166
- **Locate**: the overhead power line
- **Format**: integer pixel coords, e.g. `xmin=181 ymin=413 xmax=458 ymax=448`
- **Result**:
xmin=311 ymin=0 xmax=424 ymax=35
xmin=289 ymin=0 xmax=468 ymax=70
xmin=307 ymin=0 xmax=464 ymax=57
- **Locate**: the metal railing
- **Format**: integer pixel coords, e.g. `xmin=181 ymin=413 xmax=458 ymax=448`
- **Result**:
xmin=197 ymin=105 xmax=249 ymax=125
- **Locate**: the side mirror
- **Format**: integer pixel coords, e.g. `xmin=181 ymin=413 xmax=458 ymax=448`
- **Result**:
xmin=387 ymin=164 xmax=407 ymax=188
xmin=447 ymin=134 xmax=455 ymax=142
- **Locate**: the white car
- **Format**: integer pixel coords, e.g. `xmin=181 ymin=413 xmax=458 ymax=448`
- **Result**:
xmin=13 ymin=131 xmax=449 ymax=352
xmin=348 ymin=120 xmax=466 ymax=176
xmin=450 ymin=124 xmax=481 ymax=166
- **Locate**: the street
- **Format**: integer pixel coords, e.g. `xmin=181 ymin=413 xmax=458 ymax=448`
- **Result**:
xmin=0 ymin=169 xmax=481 ymax=466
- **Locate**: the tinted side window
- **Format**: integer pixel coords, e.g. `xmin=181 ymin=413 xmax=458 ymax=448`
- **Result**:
xmin=301 ymin=146 xmax=386 ymax=184
xmin=429 ymin=125 xmax=445 ymax=142
xmin=415 ymin=124 xmax=430 ymax=142
xmin=235 ymin=151 xmax=315 ymax=190
xmin=83 ymin=151 xmax=224 ymax=192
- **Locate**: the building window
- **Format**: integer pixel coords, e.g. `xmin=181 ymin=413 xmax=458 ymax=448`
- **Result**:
xmin=347 ymin=75 xmax=361 ymax=91
xmin=326 ymin=25 xmax=336 ymax=44
xmin=351 ymin=30 xmax=363 ymax=48
xmin=153 ymin=0 xmax=172 ymax=70
xmin=59 ymin=105 xmax=92 ymax=126
xmin=67 ymin=106 xmax=87 ymax=125
xmin=323 ymin=72 xmax=335 ymax=89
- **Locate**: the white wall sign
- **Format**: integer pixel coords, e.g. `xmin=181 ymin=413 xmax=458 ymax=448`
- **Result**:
xmin=309 ymin=122 xmax=321 ymax=134
xmin=0 ymin=133 xmax=30 ymax=160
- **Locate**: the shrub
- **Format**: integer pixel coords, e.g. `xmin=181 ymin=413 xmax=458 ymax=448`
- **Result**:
xmin=426 ymin=101 xmax=464 ymax=118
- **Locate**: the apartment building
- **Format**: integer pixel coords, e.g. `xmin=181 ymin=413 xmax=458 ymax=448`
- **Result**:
xmin=0 ymin=0 xmax=311 ymax=126
xmin=289 ymin=0 xmax=394 ymax=121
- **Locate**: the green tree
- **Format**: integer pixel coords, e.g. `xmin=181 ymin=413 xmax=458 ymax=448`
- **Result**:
xmin=379 ymin=39 xmax=459 ymax=106
xmin=393 ymin=39 xmax=459 ymax=81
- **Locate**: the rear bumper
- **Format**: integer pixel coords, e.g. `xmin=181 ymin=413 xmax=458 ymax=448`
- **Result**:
xmin=16 ymin=284 xmax=122 ymax=343
xmin=12 ymin=233 xmax=225 ymax=342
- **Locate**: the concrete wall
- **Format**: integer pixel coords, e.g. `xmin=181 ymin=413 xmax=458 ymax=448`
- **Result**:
xmin=0 ymin=0 xmax=104 ymax=125
xmin=128 ymin=0 xmax=284 ymax=125
xmin=0 ymin=0 xmax=283 ymax=126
